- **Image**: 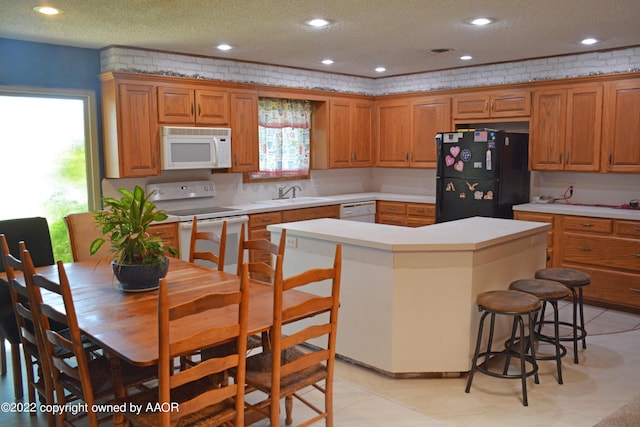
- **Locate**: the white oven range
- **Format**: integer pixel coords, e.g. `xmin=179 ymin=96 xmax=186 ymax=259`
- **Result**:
xmin=146 ymin=181 xmax=249 ymax=273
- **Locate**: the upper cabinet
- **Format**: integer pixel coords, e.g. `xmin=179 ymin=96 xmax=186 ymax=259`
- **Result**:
xmin=376 ymin=96 xmax=451 ymax=168
xmin=100 ymin=74 xmax=160 ymax=178
xmin=326 ymin=97 xmax=373 ymax=168
xmin=530 ymin=83 xmax=602 ymax=171
xmin=411 ymin=96 xmax=452 ymax=168
xmin=601 ymin=78 xmax=640 ymax=173
xmin=158 ymin=86 xmax=230 ymax=125
xmin=452 ymin=90 xmax=530 ymax=119
xmin=229 ymin=90 xmax=259 ymax=172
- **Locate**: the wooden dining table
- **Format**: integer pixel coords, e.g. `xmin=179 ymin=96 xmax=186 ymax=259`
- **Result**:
xmin=35 ymin=257 xmax=312 ymax=367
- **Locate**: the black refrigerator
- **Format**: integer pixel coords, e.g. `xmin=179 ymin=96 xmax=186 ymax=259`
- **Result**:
xmin=435 ymin=130 xmax=530 ymax=223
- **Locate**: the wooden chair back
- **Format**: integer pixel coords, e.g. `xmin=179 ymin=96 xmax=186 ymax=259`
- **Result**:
xmin=246 ymin=244 xmax=342 ymax=426
xmin=156 ymin=264 xmax=249 ymax=425
xmin=64 ymin=212 xmax=111 ymax=262
xmin=1 ymin=236 xmax=55 ymax=426
xmin=188 ymin=216 xmax=227 ymax=271
xmin=236 ymin=223 xmax=286 ymax=284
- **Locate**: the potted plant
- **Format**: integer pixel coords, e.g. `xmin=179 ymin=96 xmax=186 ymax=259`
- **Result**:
xmin=90 ymin=186 xmax=177 ymax=291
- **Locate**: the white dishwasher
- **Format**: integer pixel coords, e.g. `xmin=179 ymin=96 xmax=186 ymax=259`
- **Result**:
xmin=339 ymin=201 xmax=376 ymax=223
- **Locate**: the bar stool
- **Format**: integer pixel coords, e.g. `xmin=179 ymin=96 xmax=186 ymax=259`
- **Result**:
xmin=535 ymin=268 xmax=590 ymax=363
xmin=509 ymin=279 xmax=569 ymax=384
xmin=465 ymin=290 xmax=541 ymax=407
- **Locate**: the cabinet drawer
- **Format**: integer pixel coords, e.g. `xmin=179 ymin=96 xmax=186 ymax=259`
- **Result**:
xmin=282 ymin=205 xmax=339 ymax=222
xmin=514 ymin=211 xmax=554 ymax=224
xmin=562 ymin=233 xmax=640 ymax=272
xmin=149 ymin=223 xmax=179 ymax=256
xmin=249 ymin=212 xmax=282 ymax=228
xmin=576 ymin=265 xmax=640 ymax=310
xmin=377 ymin=201 xmax=406 ymax=215
xmin=615 ymin=220 xmax=640 ymax=238
xmin=563 ymin=216 xmax=612 ymax=234
xmin=406 ymin=217 xmax=434 ymax=227
xmin=377 ymin=214 xmax=406 ymax=226
xmin=406 ymin=203 xmax=434 ymax=217
xmin=250 ymin=229 xmax=271 ymax=241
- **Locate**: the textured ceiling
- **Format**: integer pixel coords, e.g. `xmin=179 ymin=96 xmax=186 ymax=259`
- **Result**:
xmin=1 ymin=0 xmax=639 ymax=78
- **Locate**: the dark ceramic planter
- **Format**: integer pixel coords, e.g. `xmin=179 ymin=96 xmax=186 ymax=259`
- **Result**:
xmin=111 ymin=258 xmax=169 ymax=292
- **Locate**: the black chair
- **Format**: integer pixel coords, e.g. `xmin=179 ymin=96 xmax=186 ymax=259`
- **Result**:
xmin=0 ymin=217 xmax=54 ymax=401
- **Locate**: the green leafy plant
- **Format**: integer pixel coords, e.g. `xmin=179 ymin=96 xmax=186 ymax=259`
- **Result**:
xmin=90 ymin=186 xmax=177 ymax=265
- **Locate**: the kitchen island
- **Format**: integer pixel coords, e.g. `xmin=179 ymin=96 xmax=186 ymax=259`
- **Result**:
xmin=269 ymin=216 xmax=550 ymax=377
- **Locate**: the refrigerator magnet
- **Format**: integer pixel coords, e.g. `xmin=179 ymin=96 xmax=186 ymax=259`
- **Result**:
xmin=474 ymin=191 xmax=484 ymax=200
xmin=454 ymin=161 xmax=464 ymax=172
xmin=484 ymin=191 xmax=494 ymax=200
xmin=445 ymin=155 xmax=455 ymax=166
xmin=460 ymin=149 xmax=472 ymax=161
xmin=449 ymin=146 xmax=461 ymax=157
xmin=474 ymin=131 xmax=488 ymax=142
xmin=445 ymin=182 xmax=456 ymax=191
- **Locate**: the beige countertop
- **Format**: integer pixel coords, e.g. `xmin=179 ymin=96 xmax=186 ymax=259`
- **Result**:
xmin=514 ymin=202 xmax=640 ymax=221
xmin=268 ymin=216 xmax=550 ymax=252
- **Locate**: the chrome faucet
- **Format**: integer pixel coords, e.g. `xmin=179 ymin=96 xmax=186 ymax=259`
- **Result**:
xmin=278 ymin=185 xmax=302 ymax=199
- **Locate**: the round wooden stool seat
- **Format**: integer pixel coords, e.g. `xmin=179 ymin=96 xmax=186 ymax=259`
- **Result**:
xmin=535 ymin=268 xmax=590 ymax=288
xmin=477 ymin=290 xmax=541 ymax=314
xmin=535 ymin=268 xmax=590 ymax=364
xmin=509 ymin=279 xmax=570 ymax=300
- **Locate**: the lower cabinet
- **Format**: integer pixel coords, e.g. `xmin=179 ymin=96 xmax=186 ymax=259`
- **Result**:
xmin=149 ymin=222 xmax=180 ymax=257
xmin=376 ymin=201 xmax=435 ymax=227
xmin=516 ymin=210 xmax=640 ymax=312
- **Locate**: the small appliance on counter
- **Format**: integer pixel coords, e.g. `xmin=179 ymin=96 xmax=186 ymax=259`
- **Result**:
xmin=435 ymin=130 xmax=530 ymax=223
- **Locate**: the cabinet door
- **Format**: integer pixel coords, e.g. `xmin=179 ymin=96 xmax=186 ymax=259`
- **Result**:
xmin=530 ymin=89 xmax=566 ymax=170
xmin=328 ymin=99 xmax=352 ymax=168
xmin=117 ymin=83 xmax=160 ymax=177
xmin=602 ymin=78 xmax=640 ymax=173
xmin=351 ymin=100 xmax=373 ymax=166
xmin=490 ymin=90 xmax=531 ymax=117
xmin=157 ymin=86 xmax=194 ymax=124
xmin=230 ymin=91 xmax=258 ymax=172
xmin=452 ymin=93 xmax=490 ymax=119
xmin=376 ymin=102 xmax=410 ymax=166
xmin=196 ymin=89 xmax=230 ymax=125
xmin=411 ymin=97 xmax=451 ymax=168
xmin=565 ymin=84 xmax=602 ymax=171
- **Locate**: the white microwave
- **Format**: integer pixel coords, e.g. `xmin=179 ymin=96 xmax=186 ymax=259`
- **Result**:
xmin=160 ymin=126 xmax=232 ymax=170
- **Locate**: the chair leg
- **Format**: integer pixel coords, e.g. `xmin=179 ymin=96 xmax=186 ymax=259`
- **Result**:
xmin=465 ymin=310 xmax=489 ymax=393
xmin=1 ymin=334 xmax=6 ymax=375
xmin=10 ymin=343 xmax=23 ymax=400
xmin=285 ymin=395 xmax=293 ymax=425
xmin=578 ymin=288 xmax=587 ymax=349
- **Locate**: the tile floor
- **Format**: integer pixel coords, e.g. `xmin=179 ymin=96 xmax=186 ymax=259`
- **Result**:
xmin=2 ymin=302 xmax=639 ymax=426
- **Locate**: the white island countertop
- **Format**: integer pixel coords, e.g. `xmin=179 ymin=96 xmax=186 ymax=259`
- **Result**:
xmin=268 ymin=216 xmax=550 ymax=252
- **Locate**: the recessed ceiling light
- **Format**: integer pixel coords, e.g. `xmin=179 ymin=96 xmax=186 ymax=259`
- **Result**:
xmin=321 ymin=59 xmax=334 ymax=65
xmin=581 ymin=38 xmax=598 ymax=45
xmin=33 ymin=6 xmax=60 ymax=15
xmin=471 ymin=17 xmax=493 ymax=26
xmin=306 ymin=18 xmax=331 ymax=28
xmin=460 ymin=55 xmax=473 ymax=61
xmin=375 ymin=67 xmax=386 ymax=73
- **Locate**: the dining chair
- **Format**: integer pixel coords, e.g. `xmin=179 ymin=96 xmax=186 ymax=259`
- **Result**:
xmin=188 ymin=216 xmax=227 ymax=270
xmin=65 ymin=211 xmax=112 ymax=262
xmin=24 ymin=251 xmax=157 ymax=427
xmin=237 ymin=223 xmax=287 ymax=351
xmin=119 ymin=264 xmax=250 ymax=426
xmin=244 ymin=244 xmax=342 ymax=426
xmin=237 ymin=222 xmax=287 ymax=284
xmin=0 ymin=217 xmax=65 ymax=406
xmin=1 ymin=236 xmax=55 ymax=425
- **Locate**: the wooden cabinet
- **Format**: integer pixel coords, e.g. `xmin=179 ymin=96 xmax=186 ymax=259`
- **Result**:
xmin=410 ymin=96 xmax=452 ymax=168
xmin=513 ymin=211 xmax=556 ymax=266
xmin=530 ymin=83 xmax=602 ymax=171
xmin=326 ymin=98 xmax=373 ymax=168
xmin=452 ymin=90 xmax=530 ymax=119
xmin=157 ymin=86 xmax=230 ymax=125
xmin=376 ymin=100 xmax=410 ymax=167
xmin=282 ymin=205 xmax=339 ymax=222
xmin=229 ymin=91 xmax=259 ymax=172
xmin=149 ymin=222 xmax=180 ymax=257
xmin=558 ymin=215 xmax=640 ymax=312
xmin=601 ymin=78 xmax=640 ymax=173
xmin=376 ymin=96 xmax=451 ymax=168
xmin=376 ymin=201 xmax=435 ymax=226
xmin=100 ymin=75 xmax=160 ymax=178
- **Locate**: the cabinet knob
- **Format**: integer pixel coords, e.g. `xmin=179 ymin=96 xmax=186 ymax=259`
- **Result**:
xmin=631 ymin=288 xmax=640 ymax=294
xmin=580 ymin=223 xmax=594 ymax=228
xmin=579 ymin=246 xmax=592 ymax=252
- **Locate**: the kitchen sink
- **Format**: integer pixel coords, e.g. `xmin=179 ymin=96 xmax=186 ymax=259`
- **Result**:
xmin=253 ymin=197 xmax=333 ymax=205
